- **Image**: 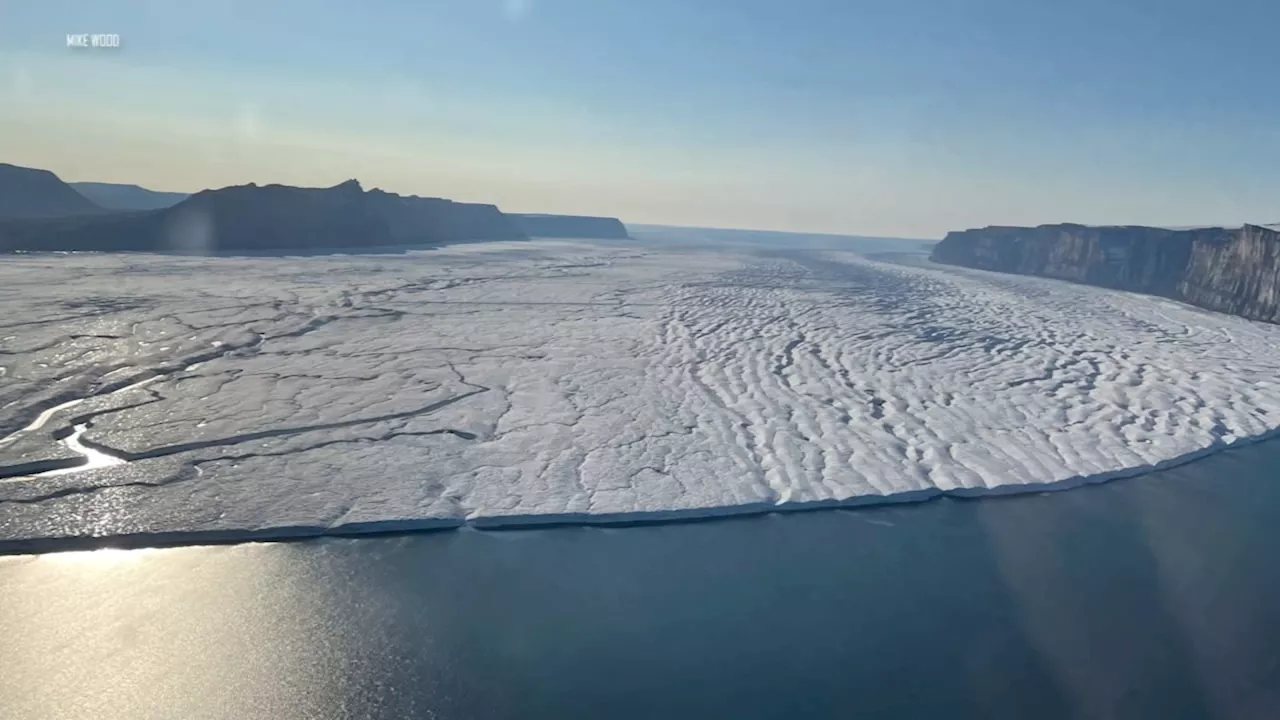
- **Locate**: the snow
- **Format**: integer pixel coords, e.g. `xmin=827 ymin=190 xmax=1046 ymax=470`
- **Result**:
xmin=3 ymin=235 xmax=1280 ymax=549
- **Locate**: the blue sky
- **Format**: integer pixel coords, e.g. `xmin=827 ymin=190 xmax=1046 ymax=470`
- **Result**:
xmin=1 ymin=0 xmax=1278 ymax=237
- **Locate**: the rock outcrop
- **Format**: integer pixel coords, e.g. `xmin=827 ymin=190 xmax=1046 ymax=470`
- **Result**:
xmin=70 ymin=181 xmax=190 ymax=211
xmin=509 ymin=213 xmax=629 ymax=239
xmin=0 ymin=163 xmax=104 ymax=219
xmin=0 ymin=179 xmax=528 ymax=253
xmin=931 ymin=223 xmax=1280 ymax=323
xmin=365 ymin=189 xmax=525 ymax=245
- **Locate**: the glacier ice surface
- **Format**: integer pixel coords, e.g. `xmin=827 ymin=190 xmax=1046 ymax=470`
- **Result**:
xmin=3 ymin=234 xmax=1280 ymax=549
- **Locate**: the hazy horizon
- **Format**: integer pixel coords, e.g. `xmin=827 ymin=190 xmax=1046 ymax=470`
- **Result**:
xmin=2 ymin=0 xmax=1279 ymax=237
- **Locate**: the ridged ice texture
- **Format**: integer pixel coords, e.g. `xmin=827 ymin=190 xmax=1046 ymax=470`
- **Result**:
xmin=2 ymin=237 xmax=1280 ymax=548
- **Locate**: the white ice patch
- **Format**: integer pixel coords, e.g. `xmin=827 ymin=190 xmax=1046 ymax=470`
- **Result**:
xmin=2 ymin=239 xmax=1280 ymax=547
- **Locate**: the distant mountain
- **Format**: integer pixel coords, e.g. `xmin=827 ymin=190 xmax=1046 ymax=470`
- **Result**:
xmin=70 ymin=181 xmax=189 ymax=211
xmin=0 ymin=163 xmax=104 ymax=219
xmin=509 ymin=213 xmax=629 ymax=239
xmin=0 ymin=179 xmax=528 ymax=253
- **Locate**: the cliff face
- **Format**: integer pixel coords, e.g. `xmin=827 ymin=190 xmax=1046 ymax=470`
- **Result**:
xmin=1179 ymin=224 xmax=1280 ymax=322
xmin=931 ymin=223 xmax=1280 ymax=323
xmin=0 ymin=163 xmax=105 ymax=219
xmin=364 ymin=189 xmax=525 ymax=244
xmin=509 ymin=213 xmax=629 ymax=239
xmin=0 ymin=180 xmax=528 ymax=253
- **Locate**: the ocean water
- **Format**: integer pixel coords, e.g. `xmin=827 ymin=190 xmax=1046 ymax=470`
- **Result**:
xmin=2 ymin=436 xmax=1280 ymax=719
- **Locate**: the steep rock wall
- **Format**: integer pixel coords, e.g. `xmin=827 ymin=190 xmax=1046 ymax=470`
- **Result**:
xmin=931 ymin=223 xmax=1280 ymax=323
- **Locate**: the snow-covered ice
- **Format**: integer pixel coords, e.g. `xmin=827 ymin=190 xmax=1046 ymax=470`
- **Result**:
xmin=3 ymin=233 xmax=1280 ymax=549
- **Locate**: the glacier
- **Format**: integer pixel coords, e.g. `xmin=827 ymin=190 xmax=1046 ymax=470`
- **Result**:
xmin=3 ymin=233 xmax=1280 ymax=550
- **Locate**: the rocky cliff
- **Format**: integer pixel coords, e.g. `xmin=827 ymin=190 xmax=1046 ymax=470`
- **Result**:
xmin=931 ymin=223 xmax=1280 ymax=323
xmin=509 ymin=213 xmax=629 ymax=239
xmin=0 ymin=163 xmax=105 ymax=219
xmin=0 ymin=179 xmax=528 ymax=253
xmin=365 ymin=190 xmax=525 ymax=244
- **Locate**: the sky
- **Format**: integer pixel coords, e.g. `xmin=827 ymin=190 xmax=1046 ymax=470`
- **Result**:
xmin=1 ymin=0 xmax=1278 ymax=238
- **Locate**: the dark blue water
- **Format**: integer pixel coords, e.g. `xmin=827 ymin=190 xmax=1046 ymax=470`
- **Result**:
xmin=3 ymin=438 xmax=1280 ymax=719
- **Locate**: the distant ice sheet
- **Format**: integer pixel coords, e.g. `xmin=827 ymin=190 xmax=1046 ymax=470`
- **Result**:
xmin=3 ymin=239 xmax=1280 ymax=549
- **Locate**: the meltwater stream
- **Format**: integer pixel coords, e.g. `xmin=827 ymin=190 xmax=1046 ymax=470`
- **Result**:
xmin=35 ymin=423 xmax=125 ymax=477
xmin=0 ymin=375 xmax=159 ymax=480
xmin=0 ymin=397 xmax=86 ymax=442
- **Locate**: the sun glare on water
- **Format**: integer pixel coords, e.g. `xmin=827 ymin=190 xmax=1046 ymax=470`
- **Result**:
xmin=44 ymin=546 xmax=158 ymax=568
